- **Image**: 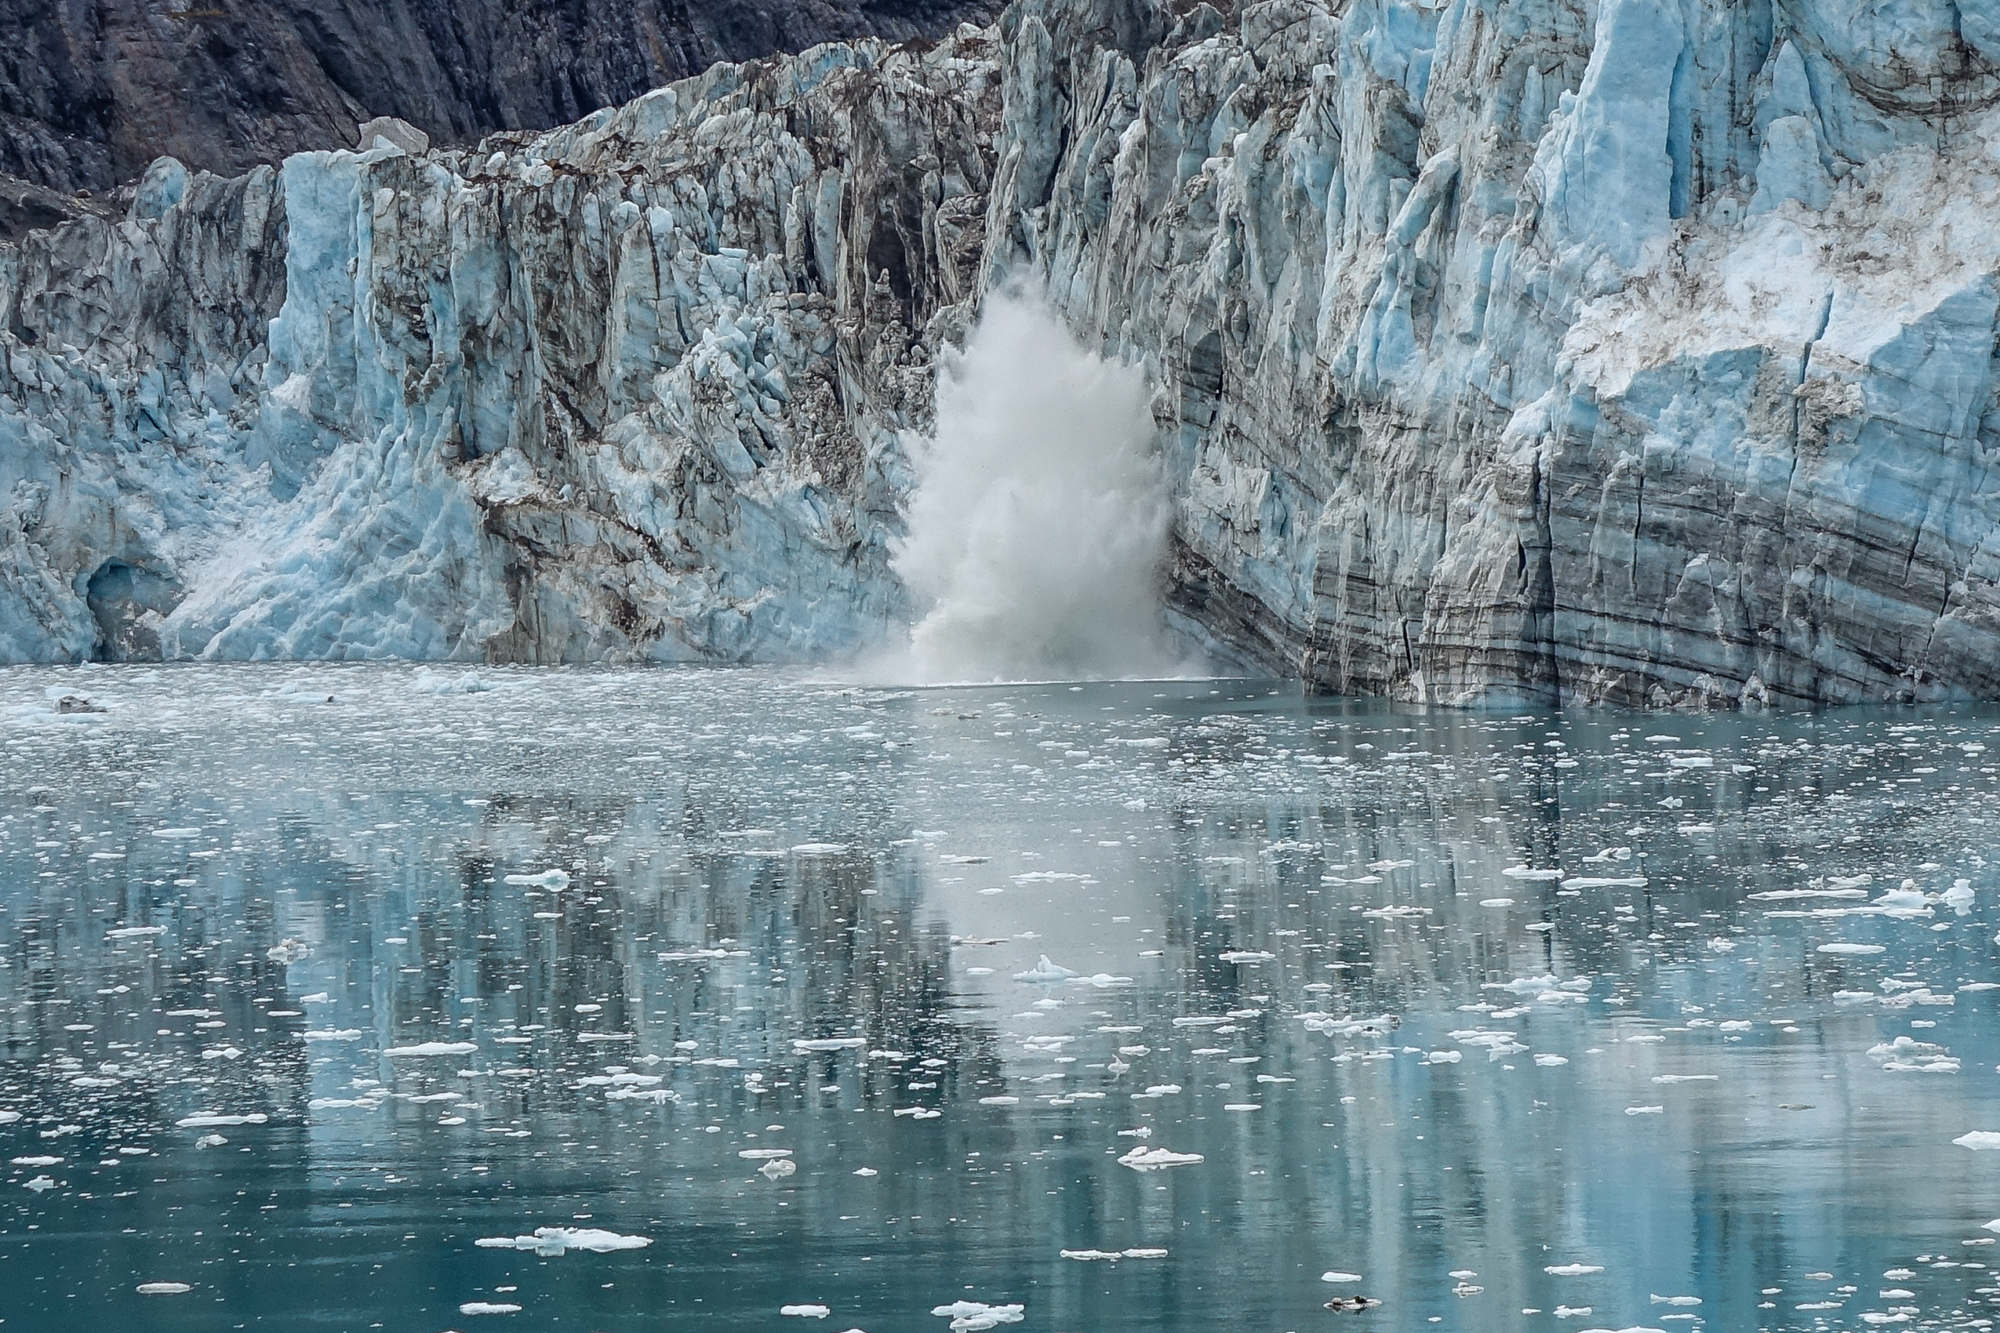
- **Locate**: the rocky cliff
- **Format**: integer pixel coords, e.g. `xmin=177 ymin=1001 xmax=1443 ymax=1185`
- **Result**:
xmin=0 ymin=0 xmax=992 ymax=197
xmin=7 ymin=0 xmax=2000 ymax=707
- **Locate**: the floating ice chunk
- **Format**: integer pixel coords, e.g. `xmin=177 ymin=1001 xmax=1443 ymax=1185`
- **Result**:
xmin=1448 ymin=1029 xmax=1527 ymax=1056
xmin=1013 ymin=956 xmax=1076 ymax=983
xmin=792 ymin=844 xmax=850 ymax=855
xmin=1490 ymin=975 xmax=1562 ymax=995
xmin=978 ymin=1096 xmax=1019 ymax=1106
xmin=1480 ymin=898 xmax=1515 ymax=907
xmin=1945 ymin=879 xmax=1976 ymax=914
xmin=150 ymin=828 xmax=202 ymax=839
xmin=1219 ymin=950 xmax=1275 ymax=963
xmin=1011 ymin=871 xmax=1091 ymax=883
xmin=930 ymin=1301 xmax=1024 ymax=1330
xmin=1123 ymin=1248 xmax=1167 ymax=1258
xmin=1650 ymin=1295 xmax=1701 ymax=1305
xmin=385 ymin=1042 xmax=480 ymax=1056
xmin=1955 ymin=1131 xmax=2000 ymax=1150
xmin=1425 ymin=1051 xmax=1462 ymax=1064
xmin=893 ymin=1107 xmax=942 ymax=1119
xmin=175 ymin=1113 xmax=268 ymax=1127
xmin=1061 ymin=1249 xmax=1122 ymax=1261
xmin=1817 ymin=943 xmax=1885 ymax=955
xmin=460 ymin=1302 xmax=523 ymax=1314
xmin=106 ymin=926 xmax=168 ymax=939
xmin=503 ymin=870 xmax=571 ymax=889
xmin=1534 ymin=1054 xmax=1569 ymax=1067
xmin=1872 ymin=884 xmax=1934 ymax=917
xmin=1561 ymin=876 xmax=1648 ymax=889
xmin=266 ymin=938 xmax=309 ymax=964
xmin=1544 ymin=1263 xmax=1605 ymax=1276
xmin=137 ymin=1282 xmax=192 ymax=1294
xmin=1503 ymin=867 xmax=1564 ymax=880
xmin=9 ymin=1156 xmax=59 ymax=1166
xmin=1651 ymin=1075 xmax=1718 ymax=1084
xmin=304 ymin=1029 xmax=364 ymax=1041
xmin=853 ymin=1168 xmax=878 ymax=1177
xmin=1321 ymin=1271 xmax=1363 ymax=1283
xmin=1625 ymin=1106 xmax=1664 ymax=1115
xmin=780 ymin=1305 xmax=831 ymax=1318
xmin=793 ymin=1038 xmax=867 ymax=1052
xmin=473 ymin=1228 xmax=651 ymax=1254
xmin=1069 ymin=973 xmax=1134 ymax=987
xmin=739 ymin=1149 xmax=794 ymax=1159
xmin=1867 ymin=1036 xmax=1958 ymax=1072
xmin=195 ymin=1134 xmax=227 ymax=1147
xmin=410 ymin=668 xmax=493 ymax=695
xmin=1117 ymin=1146 xmax=1203 ymax=1170
xmin=1581 ymin=847 xmax=1633 ymax=863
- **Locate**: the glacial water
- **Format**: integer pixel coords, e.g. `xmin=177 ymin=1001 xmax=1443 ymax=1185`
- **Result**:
xmin=2 ymin=665 xmax=1999 ymax=1333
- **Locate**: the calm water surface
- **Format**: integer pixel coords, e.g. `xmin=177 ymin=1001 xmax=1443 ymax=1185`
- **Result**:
xmin=1 ymin=665 xmax=1998 ymax=1333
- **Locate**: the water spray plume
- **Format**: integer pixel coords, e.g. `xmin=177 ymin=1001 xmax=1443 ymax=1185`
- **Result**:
xmin=886 ymin=293 xmax=1178 ymax=683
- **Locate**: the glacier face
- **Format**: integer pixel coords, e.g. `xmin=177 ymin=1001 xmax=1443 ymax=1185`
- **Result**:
xmin=1003 ymin=0 xmax=2000 ymax=706
xmin=1 ymin=41 xmax=997 ymax=663
xmin=7 ymin=0 xmax=2000 ymax=705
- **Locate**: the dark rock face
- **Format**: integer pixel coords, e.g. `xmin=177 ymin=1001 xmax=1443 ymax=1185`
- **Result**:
xmin=0 ymin=0 xmax=995 ymax=194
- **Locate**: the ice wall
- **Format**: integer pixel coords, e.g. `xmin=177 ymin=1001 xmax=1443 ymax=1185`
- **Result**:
xmin=0 ymin=40 xmax=996 ymax=663
xmin=8 ymin=0 xmax=2000 ymax=707
xmin=994 ymin=0 xmax=2000 ymax=706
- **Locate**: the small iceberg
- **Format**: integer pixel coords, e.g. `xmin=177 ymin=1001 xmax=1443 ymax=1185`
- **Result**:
xmin=1013 ymin=956 xmax=1076 ymax=983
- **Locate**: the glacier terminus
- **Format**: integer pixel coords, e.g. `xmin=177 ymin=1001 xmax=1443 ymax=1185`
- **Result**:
xmin=4 ymin=0 xmax=2000 ymax=707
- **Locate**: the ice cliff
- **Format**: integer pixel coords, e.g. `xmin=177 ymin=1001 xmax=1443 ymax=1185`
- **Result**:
xmin=8 ymin=0 xmax=2000 ymax=707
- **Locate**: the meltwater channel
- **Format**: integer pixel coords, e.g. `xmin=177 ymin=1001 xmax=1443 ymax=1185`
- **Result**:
xmin=1 ymin=664 xmax=1999 ymax=1333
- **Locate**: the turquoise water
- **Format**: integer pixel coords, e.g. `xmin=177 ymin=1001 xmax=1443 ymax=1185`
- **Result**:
xmin=1 ymin=665 xmax=1998 ymax=1332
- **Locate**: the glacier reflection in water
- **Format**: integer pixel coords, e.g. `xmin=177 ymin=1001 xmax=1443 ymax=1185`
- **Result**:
xmin=0 ymin=665 xmax=1998 ymax=1331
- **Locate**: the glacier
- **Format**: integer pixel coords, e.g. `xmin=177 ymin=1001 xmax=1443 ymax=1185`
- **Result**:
xmin=6 ymin=0 xmax=2000 ymax=706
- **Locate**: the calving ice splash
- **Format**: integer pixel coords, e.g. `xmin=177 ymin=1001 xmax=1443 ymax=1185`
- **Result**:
xmin=876 ymin=292 xmax=1185 ymax=684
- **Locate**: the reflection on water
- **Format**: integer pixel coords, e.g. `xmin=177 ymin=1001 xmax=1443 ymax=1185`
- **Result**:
xmin=1 ymin=665 xmax=1999 ymax=1331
